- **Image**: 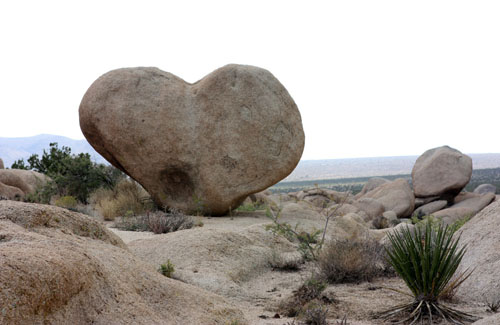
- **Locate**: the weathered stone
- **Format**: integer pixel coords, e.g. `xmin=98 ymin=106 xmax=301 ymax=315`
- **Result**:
xmin=352 ymin=197 xmax=385 ymax=221
xmin=355 ymin=177 xmax=390 ymax=199
xmin=473 ymin=183 xmax=497 ymax=195
xmin=456 ymin=200 xmax=500 ymax=302
xmin=413 ymin=200 xmax=448 ymax=217
xmin=453 ymin=191 xmax=480 ymax=204
xmin=361 ymin=178 xmax=415 ymax=218
xmin=79 ymin=65 xmax=305 ymax=215
xmin=0 ymin=181 xmax=24 ymax=200
xmin=414 ymin=196 xmax=440 ymax=208
xmin=0 ymin=169 xmax=50 ymax=195
xmin=433 ymin=192 xmax=495 ymax=225
xmin=0 ymin=158 xmax=4 ymax=169
xmin=412 ymin=146 xmax=472 ymax=201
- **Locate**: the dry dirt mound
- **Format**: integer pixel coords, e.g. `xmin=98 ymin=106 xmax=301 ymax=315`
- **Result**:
xmin=0 ymin=201 xmax=244 ymax=325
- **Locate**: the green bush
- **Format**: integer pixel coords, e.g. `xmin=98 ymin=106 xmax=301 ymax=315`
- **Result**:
xmin=379 ymin=222 xmax=478 ymax=324
xmin=158 ymin=260 xmax=175 ymax=278
xmin=12 ymin=142 xmax=124 ymax=203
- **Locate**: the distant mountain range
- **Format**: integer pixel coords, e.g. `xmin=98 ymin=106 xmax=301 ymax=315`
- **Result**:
xmin=0 ymin=134 xmax=106 ymax=166
xmin=1 ymin=135 xmax=500 ymax=182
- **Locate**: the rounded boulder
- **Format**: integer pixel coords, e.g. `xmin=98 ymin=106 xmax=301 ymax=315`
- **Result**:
xmin=79 ymin=65 xmax=304 ymax=215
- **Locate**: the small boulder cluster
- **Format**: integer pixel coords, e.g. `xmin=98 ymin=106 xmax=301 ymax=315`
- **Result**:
xmin=285 ymin=146 xmax=496 ymax=229
xmin=0 ymin=159 xmax=50 ymax=201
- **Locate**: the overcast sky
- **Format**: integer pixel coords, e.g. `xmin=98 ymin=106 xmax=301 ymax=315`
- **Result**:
xmin=1 ymin=1 xmax=499 ymax=160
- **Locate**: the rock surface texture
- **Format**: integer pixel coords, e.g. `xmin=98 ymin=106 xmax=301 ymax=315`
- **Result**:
xmin=80 ymin=65 xmax=304 ymax=215
xmin=0 ymin=201 xmax=244 ymax=324
xmin=456 ymin=200 xmax=500 ymax=302
xmin=360 ymin=178 xmax=415 ymax=218
xmin=0 ymin=158 xmax=4 ymax=169
xmin=412 ymin=146 xmax=472 ymax=201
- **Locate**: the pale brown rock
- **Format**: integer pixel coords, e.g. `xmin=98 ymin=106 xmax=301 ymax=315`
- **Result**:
xmin=0 ymin=181 xmax=24 ymax=200
xmin=355 ymin=177 xmax=390 ymax=199
xmin=412 ymin=146 xmax=472 ymax=201
xmin=0 ymin=158 xmax=4 ymax=169
xmin=456 ymin=200 xmax=500 ymax=302
xmin=79 ymin=65 xmax=304 ymax=215
xmin=0 ymin=201 xmax=244 ymax=324
xmin=0 ymin=169 xmax=50 ymax=195
xmin=352 ymin=197 xmax=385 ymax=221
xmin=473 ymin=183 xmax=496 ymax=195
xmin=433 ymin=192 xmax=495 ymax=224
xmin=361 ymin=178 xmax=415 ymax=218
xmin=413 ymin=200 xmax=448 ymax=217
xmin=454 ymin=191 xmax=480 ymax=204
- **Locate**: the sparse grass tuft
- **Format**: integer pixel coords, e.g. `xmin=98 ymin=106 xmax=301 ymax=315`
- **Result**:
xmin=114 ymin=209 xmax=194 ymax=234
xmin=318 ymin=236 xmax=386 ymax=284
xmin=280 ymin=276 xmax=327 ymax=317
xmin=90 ymin=179 xmax=153 ymax=221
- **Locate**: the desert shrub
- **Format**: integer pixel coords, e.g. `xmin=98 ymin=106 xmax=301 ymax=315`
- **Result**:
xmin=318 ymin=236 xmax=386 ymax=284
xmin=265 ymin=207 xmax=323 ymax=260
xmin=280 ymin=276 xmax=327 ymax=317
xmin=158 ymin=260 xmax=175 ymax=278
xmin=267 ymin=250 xmax=303 ymax=271
xmin=301 ymin=304 xmax=329 ymax=325
xmin=485 ymin=296 xmax=500 ymax=313
xmin=90 ymin=179 xmax=152 ymax=221
xmin=114 ymin=209 xmax=194 ymax=234
xmin=379 ymin=222 xmax=478 ymax=324
xmin=236 ymin=201 xmax=266 ymax=212
xmin=54 ymin=196 xmax=77 ymax=210
xmin=13 ymin=142 xmax=124 ymax=203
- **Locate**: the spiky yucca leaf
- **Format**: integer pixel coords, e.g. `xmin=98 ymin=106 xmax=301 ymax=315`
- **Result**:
xmin=380 ymin=222 xmax=478 ymax=324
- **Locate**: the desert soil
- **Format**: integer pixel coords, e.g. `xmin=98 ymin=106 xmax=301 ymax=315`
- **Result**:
xmin=109 ymin=211 xmax=490 ymax=325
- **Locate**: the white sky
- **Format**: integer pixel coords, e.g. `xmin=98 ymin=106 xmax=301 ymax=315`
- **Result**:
xmin=1 ymin=0 xmax=499 ymax=160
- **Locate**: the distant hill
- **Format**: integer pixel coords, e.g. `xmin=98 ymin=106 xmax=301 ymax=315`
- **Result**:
xmin=284 ymin=153 xmax=500 ymax=181
xmin=0 ymin=134 xmax=106 ymax=167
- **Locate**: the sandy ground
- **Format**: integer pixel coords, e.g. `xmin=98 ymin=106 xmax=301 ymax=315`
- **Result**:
xmin=109 ymin=211 xmax=491 ymax=325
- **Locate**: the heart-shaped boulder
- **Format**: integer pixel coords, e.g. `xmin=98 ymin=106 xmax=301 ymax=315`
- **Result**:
xmin=79 ymin=64 xmax=304 ymax=215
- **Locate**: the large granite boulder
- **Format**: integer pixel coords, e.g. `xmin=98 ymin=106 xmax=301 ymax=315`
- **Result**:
xmin=79 ymin=65 xmax=305 ymax=215
xmin=412 ymin=146 xmax=472 ymax=201
xmin=456 ymin=200 xmax=500 ymax=303
xmin=360 ymin=178 xmax=415 ymax=218
xmin=354 ymin=177 xmax=389 ymax=199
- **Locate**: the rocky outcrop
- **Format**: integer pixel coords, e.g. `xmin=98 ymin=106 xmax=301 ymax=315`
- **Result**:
xmin=412 ymin=146 xmax=472 ymax=201
xmin=455 ymin=200 xmax=500 ymax=303
xmin=474 ymin=183 xmax=497 ymax=195
xmin=0 ymin=169 xmax=50 ymax=195
xmin=79 ymin=64 xmax=304 ymax=215
xmin=0 ymin=182 xmax=24 ymax=200
xmin=433 ymin=192 xmax=495 ymax=225
xmin=0 ymin=158 xmax=4 ymax=169
xmin=355 ymin=177 xmax=389 ymax=198
xmin=413 ymin=200 xmax=447 ymax=217
xmin=0 ymin=201 xmax=244 ymax=324
xmin=352 ymin=197 xmax=385 ymax=221
xmin=360 ymin=179 xmax=415 ymax=218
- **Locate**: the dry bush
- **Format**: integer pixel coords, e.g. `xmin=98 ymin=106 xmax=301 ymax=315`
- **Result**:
xmin=280 ymin=277 xmax=327 ymax=317
xmin=267 ymin=250 xmax=303 ymax=271
xmin=90 ymin=179 xmax=152 ymax=221
xmin=318 ymin=236 xmax=387 ymax=284
xmin=114 ymin=209 xmax=194 ymax=234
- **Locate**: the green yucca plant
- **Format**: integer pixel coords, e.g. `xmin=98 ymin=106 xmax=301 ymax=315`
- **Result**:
xmin=379 ymin=222 xmax=478 ymax=324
